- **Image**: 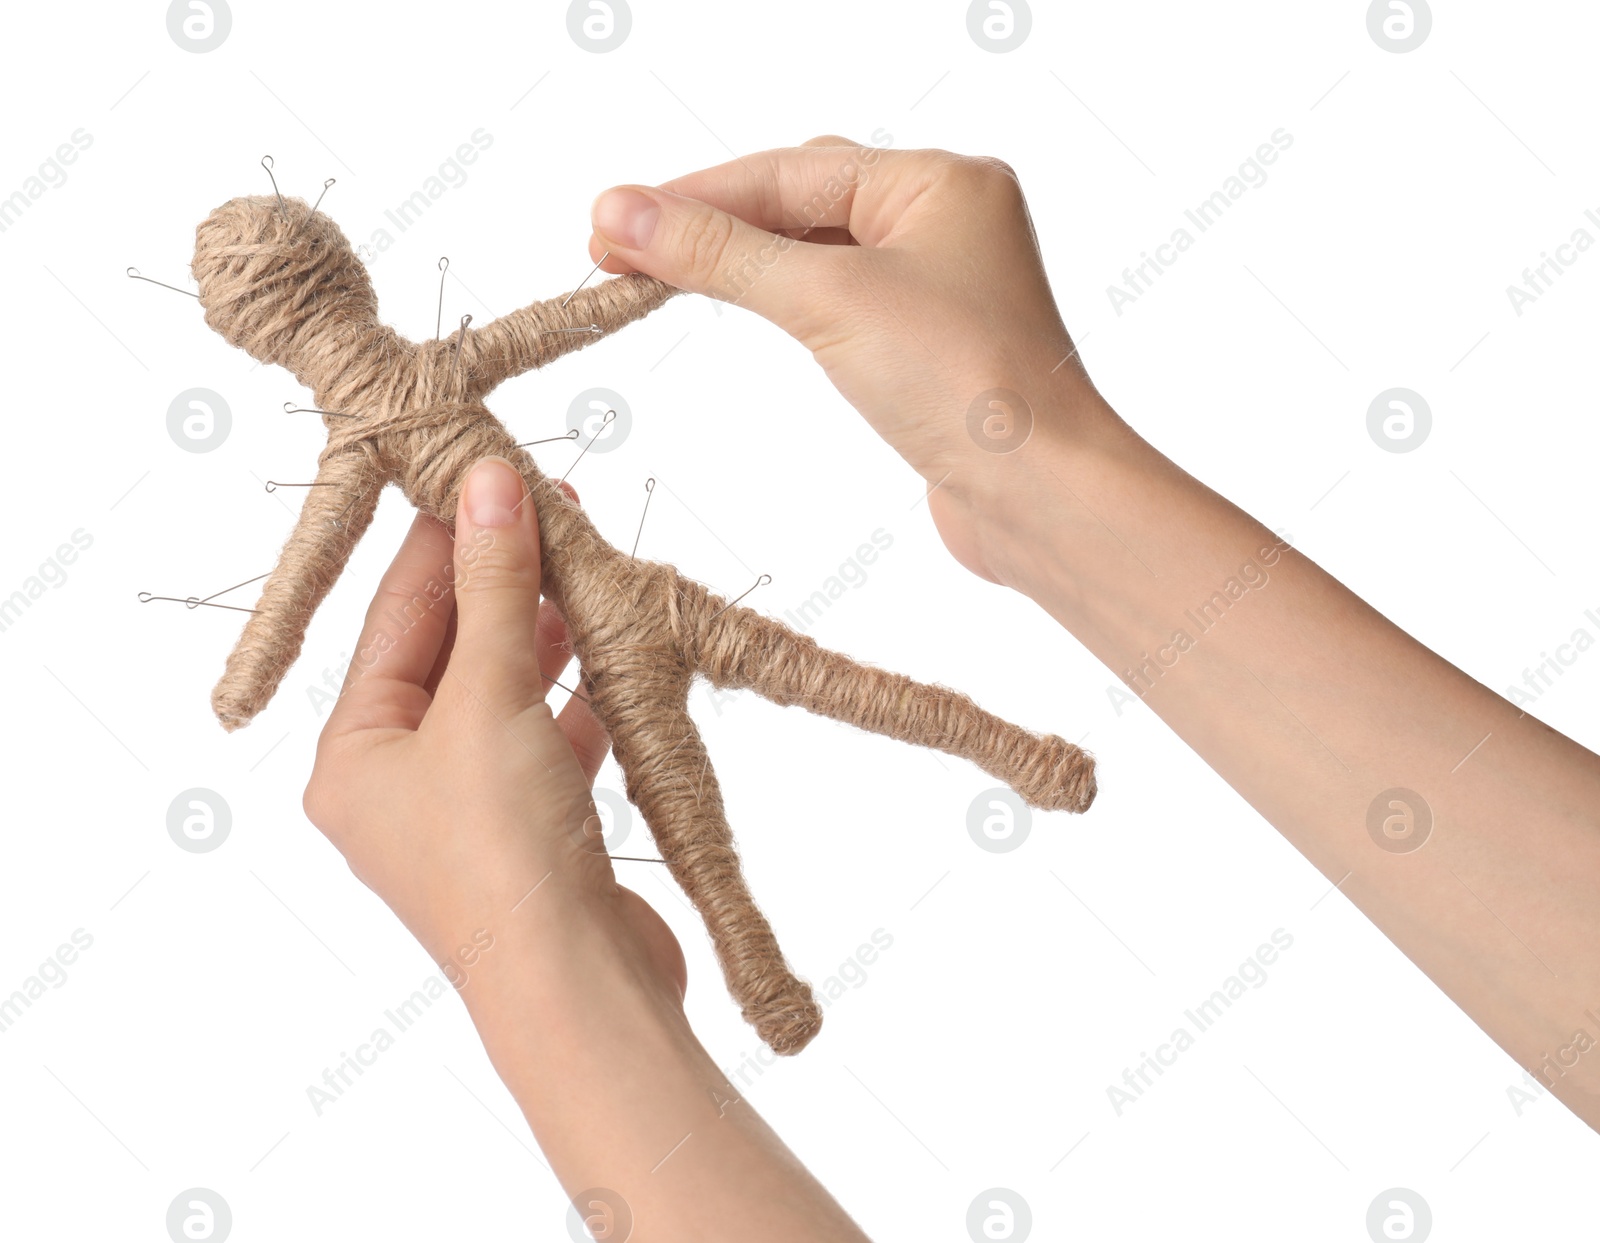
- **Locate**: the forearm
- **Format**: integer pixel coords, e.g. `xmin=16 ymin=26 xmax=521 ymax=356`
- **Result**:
xmin=981 ymin=392 xmax=1600 ymax=1128
xmin=461 ymin=884 xmax=869 ymax=1242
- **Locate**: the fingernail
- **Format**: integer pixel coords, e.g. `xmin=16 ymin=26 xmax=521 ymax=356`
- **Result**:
xmin=464 ymin=457 xmax=524 ymax=528
xmin=593 ymin=188 xmax=660 ymax=250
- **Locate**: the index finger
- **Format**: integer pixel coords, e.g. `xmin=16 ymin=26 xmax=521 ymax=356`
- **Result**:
xmin=322 ymin=512 xmax=457 ymax=740
xmin=594 ymin=142 xmax=921 ymax=276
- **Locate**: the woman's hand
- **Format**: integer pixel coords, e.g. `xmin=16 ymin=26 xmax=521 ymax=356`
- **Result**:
xmin=300 ymin=457 xmax=869 ymax=1241
xmin=301 ymin=456 xmax=685 ymax=999
xmin=587 ymin=139 xmax=1111 ymax=583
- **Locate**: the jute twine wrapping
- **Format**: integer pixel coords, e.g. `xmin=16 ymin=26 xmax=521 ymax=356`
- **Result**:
xmin=191 ymin=195 xmax=1097 ymax=1054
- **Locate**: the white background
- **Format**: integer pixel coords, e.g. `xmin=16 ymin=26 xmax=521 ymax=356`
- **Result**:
xmin=2 ymin=1 xmax=1597 ymax=1239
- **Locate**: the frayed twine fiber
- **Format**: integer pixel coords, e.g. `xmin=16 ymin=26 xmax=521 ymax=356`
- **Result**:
xmin=191 ymin=194 xmax=1097 ymax=1055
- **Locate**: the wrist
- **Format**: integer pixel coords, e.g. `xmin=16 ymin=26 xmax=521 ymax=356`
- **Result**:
xmin=455 ymin=877 xmax=685 ymax=1055
xmin=950 ymin=380 xmax=1139 ymax=598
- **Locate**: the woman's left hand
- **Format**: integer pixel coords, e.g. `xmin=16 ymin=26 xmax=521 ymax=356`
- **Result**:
xmin=300 ymin=456 xmax=686 ymax=998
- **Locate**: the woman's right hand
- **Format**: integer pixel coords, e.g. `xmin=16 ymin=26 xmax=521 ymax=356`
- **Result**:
xmin=587 ymin=139 xmax=1110 ymax=584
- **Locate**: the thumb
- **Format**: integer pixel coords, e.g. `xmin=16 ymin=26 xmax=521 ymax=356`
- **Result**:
xmin=449 ymin=456 xmax=546 ymax=713
xmin=591 ymin=185 xmax=825 ymax=334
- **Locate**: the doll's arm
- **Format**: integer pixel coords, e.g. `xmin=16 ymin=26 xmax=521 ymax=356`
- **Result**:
xmin=211 ymin=464 xmax=385 ymax=730
xmin=469 ymin=273 xmax=680 ymax=389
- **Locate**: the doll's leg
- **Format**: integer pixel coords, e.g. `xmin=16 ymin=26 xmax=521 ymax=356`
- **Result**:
xmin=692 ymin=605 xmax=1096 ymax=813
xmin=604 ymin=680 xmax=823 ymax=1055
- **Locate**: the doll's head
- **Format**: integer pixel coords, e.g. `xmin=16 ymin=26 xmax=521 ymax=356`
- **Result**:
xmin=192 ymin=195 xmax=395 ymax=392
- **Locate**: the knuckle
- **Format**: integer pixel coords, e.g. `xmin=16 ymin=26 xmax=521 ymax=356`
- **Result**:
xmin=939 ymin=153 xmax=1024 ymax=201
xmin=460 ymin=561 xmax=541 ymax=601
xmin=577 ymin=735 xmax=611 ymax=779
xmin=675 ymin=208 xmax=738 ymax=282
xmin=460 ymin=557 xmax=540 ymax=597
xmin=302 ymin=771 xmax=334 ymax=828
xmin=790 ymin=258 xmax=869 ymax=348
xmin=369 ymin=582 xmax=449 ymax=638
xmin=344 ymin=854 xmax=372 ymax=892
xmin=454 ymin=528 xmax=539 ymax=595
xmin=972 ymin=154 xmax=1020 ymax=182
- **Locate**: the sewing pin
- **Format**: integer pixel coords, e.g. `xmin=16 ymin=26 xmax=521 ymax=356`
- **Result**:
xmin=631 ymin=477 xmax=655 ymax=557
xmin=559 ymin=409 xmax=615 ymax=484
xmin=283 ymin=401 xmax=357 ymax=420
xmin=708 ymin=573 xmax=771 ymax=621
xmin=126 ymin=267 xmax=199 ymax=299
xmin=448 ymin=314 xmax=472 ymax=385
xmin=264 ymin=480 xmax=335 ymax=493
xmin=560 ymin=252 xmax=609 ymax=309
xmin=514 ymin=429 xmax=580 ymax=449
xmin=309 ymin=177 xmax=336 ymax=217
xmin=139 ymin=571 xmax=270 ymax=614
xmin=541 ymin=672 xmax=591 ymax=703
xmin=436 ymin=257 xmax=449 ymax=339
xmin=261 ymin=155 xmax=287 ymax=221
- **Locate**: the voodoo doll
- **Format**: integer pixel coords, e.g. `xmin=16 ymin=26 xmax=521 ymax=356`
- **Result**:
xmin=189 ymin=192 xmax=1097 ymax=1054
